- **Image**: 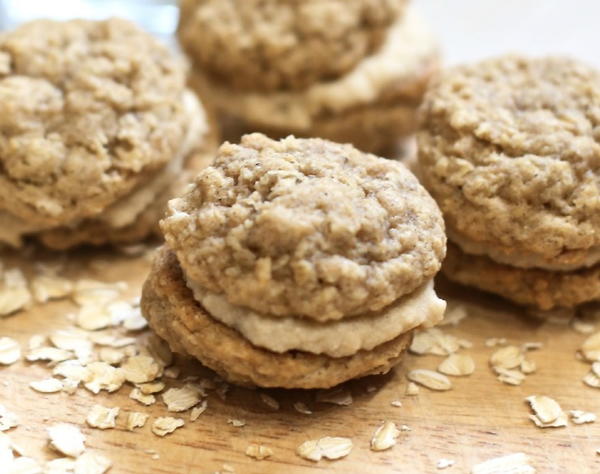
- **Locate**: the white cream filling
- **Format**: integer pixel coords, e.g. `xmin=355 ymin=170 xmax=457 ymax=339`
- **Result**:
xmin=0 ymin=90 xmax=208 ymax=245
xmin=201 ymin=7 xmax=437 ymax=130
xmin=186 ymin=277 xmax=446 ymax=358
xmin=450 ymin=229 xmax=600 ymax=271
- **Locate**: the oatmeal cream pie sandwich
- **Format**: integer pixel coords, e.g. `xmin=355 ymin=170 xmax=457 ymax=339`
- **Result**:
xmin=0 ymin=18 xmax=218 ymax=249
xmin=418 ymin=55 xmax=600 ymax=314
xmin=141 ymin=133 xmax=446 ymax=388
xmin=178 ymin=0 xmax=438 ymax=155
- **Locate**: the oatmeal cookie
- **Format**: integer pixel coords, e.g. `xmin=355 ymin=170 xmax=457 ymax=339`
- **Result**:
xmin=161 ymin=133 xmax=446 ymax=321
xmin=418 ymin=56 xmax=600 ymax=266
xmin=37 ymin=128 xmax=218 ymax=250
xmin=189 ymin=7 xmax=438 ymax=155
xmin=0 ymin=18 xmax=189 ymax=226
xmin=178 ymin=0 xmax=405 ymax=92
xmin=141 ymin=247 xmax=412 ymax=388
xmin=444 ymin=242 xmax=600 ymax=311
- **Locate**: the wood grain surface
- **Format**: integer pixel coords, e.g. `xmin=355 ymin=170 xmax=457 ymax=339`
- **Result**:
xmin=1 ymin=246 xmax=599 ymax=474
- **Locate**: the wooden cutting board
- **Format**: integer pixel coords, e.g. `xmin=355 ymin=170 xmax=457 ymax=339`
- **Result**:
xmin=1 ymin=245 xmax=599 ymax=474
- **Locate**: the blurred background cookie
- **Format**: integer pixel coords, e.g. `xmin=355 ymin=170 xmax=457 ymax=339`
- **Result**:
xmin=179 ymin=0 xmax=438 ymax=155
xmin=417 ymin=55 xmax=600 ymax=314
xmin=142 ymin=134 xmax=447 ymax=388
xmin=0 ymin=18 xmax=218 ymax=249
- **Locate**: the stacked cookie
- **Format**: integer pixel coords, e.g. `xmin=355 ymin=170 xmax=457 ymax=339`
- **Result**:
xmin=142 ymin=134 xmax=447 ymax=388
xmin=418 ymin=56 xmax=600 ymax=313
xmin=178 ymin=0 xmax=438 ymax=154
xmin=0 ymin=18 xmax=216 ymax=249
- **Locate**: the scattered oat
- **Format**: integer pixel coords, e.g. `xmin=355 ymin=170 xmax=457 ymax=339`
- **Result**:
xmin=245 ymin=444 xmax=274 ymax=460
xmin=86 ymin=405 xmax=119 ymax=429
xmin=437 ymin=458 xmax=455 ymax=469
xmin=471 ymin=452 xmax=535 ymax=474
xmin=126 ymin=412 xmax=149 ymax=431
xmin=29 ymin=378 xmax=64 ymax=393
xmin=581 ymin=332 xmax=600 ymax=361
xmin=162 ymin=385 xmax=203 ymax=412
xmin=391 ymin=400 xmax=403 ymax=407
xmin=0 ymin=268 xmax=32 ymax=316
xmin=26 ymin=347 xmax=72 ymax=363
xmin=222 ymin=464 xmax=235 ymax=473
xmin=296 ymin=437 xmax=353 ymax=462
xmin=490 ymin=346 xmax=523 ymax=369
xmin=28 ymin=335 xmax=45 ymax=351
xmin=9 ymin=456 xmax=42 ymax=473
xmin=569 ymin=410 xmax=596 ymax=424
xmin=163 ymin=367 xmax=180 ymax=379
xmin=259 ymin=393 xmax=280 ymax=410
xmin=0 ymin=337 xmax=20 ymax=365
xmin=525 ymin=395 xmax=567 ymax=428
xmin=571 ymin=317 xmax=596 ymax=334
xmin=46 ymin=458 xmax=76 ymax=474
xmin=88 ymin=333 xmax=136 ymax=348
xmin=438 ymin=354 xmax=475 ymax=376
xmin=122 ymin=309 xmax=147 ymax=331
xmin=73 ymin=451 xmax=112 ymax=474
xmin=120 ymin=355 xmax=161 ymax=384
xmin=410 ymin=328 xmax=460 ymax=356
xmin=440 ymin=303 xmax=467 ymax=326
xmin=129 ymin=388 xmax=156 ymax=406
xmin=293 ymin=402 xmax=312 ymax=415
xmin=47 ymin=423 xmax=85 ymax=457
xmin=49 ymin=330 xmax=93 ymax=363
xmin=31 ymin=274 xmax=73 ymax=303
xmin=72 ymin=279 xmax=126 ymax=306
xmin=97 ymin=347 xmax=125 ymax=365
xmin=316 ymin=388 xmax=353 ymax=406
xmin=495 ymin=368 xmax=526 ymax=386
xmin=228 ymin=419 xmax=246 ymax=428
xmin=190 ymin=400 xmax=208 ymax=421
xmin=484 ymin=338 xmax=507 ymax=348
xmin=520 ymin=359 xmax=536 ymax=374
xmin=152 ymin=417 xmax=184 ymax=437
xmin=137 ymin=381 xmax=165 ymax=395
xmin=521 ymin=342 xmax=543 ymax=352
xmin=83 ymin=362 xmax=125 ymax=394
xmin=406 ymin=382 xmax=419 ymax=396
xmin=400 ymin=424 xmax=411 ymax=431
xmin=53 ymin=360 xmax=88 ymax=383
xmin=407 ymin=369 xmax=452 ymax=391
xmin=370 ymin=421 xmax=400 ymax=451
xmin=0 ymin=405 xmax=18 ymax=431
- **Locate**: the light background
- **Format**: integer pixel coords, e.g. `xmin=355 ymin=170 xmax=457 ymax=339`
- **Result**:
xmin=0 ymin=0 xmax=598 ymax=69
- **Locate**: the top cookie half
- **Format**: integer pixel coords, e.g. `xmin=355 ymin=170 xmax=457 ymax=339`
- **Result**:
xmin=418 ymin=56 xmax=600 ymax=268
xmin=162 ymin=133 xmax=445 ymax=321
xmin=178 ymin=0 xmax=405 ymax=92
xmin=0 ymin=18 xmax=190 ymax=226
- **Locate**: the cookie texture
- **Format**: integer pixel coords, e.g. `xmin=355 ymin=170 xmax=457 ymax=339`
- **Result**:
xmin=444 ymin=242 xmax=600 ymax=310
xmin=141 ymin=247 xmax=412 ymax=388
xmin=178 ymin=0 xmax=404 ymax=91
xmin=418 ymin=56 xmax=600 ymax=265
xmin=37 ymin=131 xmax=218 ymax=250
xmin=162 ymin=134 xmax=446 ymax=321
xmin=0 ymin=18 xmax=189 ymax=226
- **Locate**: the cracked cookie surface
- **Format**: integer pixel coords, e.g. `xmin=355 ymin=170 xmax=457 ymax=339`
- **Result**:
xmin=162 ymin=133 xmax=445 ymax=321
xmin=0 ymin=18 xmax=189 ymax=226
xmin=418 ymin=56 xmax=600 ymax=266
xmin=178 ymin=0 xmax=404 ymax=91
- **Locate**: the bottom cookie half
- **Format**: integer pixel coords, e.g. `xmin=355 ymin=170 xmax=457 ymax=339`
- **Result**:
xmin=443 ymin=242 xmax=600 ymax=311
xmin=141 ymin=247 xmax=412 ymax=389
